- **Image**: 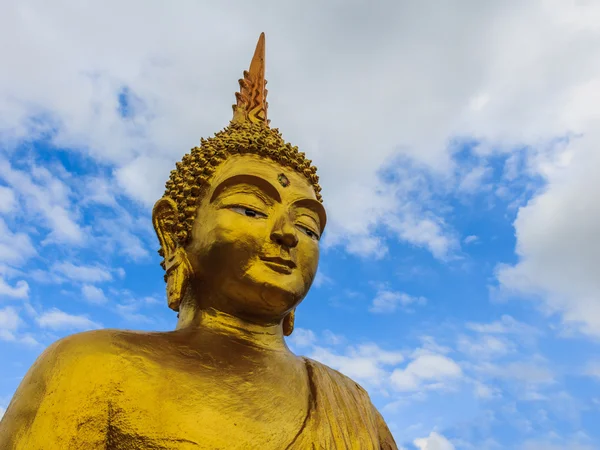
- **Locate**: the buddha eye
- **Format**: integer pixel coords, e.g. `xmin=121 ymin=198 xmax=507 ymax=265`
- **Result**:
xmin=229 ymin=206 xmax=267 ymax=218
xmin=298 ymin=225 xmax=320 ymax=241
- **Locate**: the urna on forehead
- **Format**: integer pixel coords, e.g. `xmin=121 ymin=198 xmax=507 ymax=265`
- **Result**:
xmin=208 ymin=153 xmax=321 ymax=201
xmin=161 ymin=32 xmax=324 ymax=247
xmin=207 ymin=153 xmax=327 ymax=232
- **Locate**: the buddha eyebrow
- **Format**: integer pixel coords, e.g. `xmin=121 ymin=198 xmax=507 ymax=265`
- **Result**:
xmin=214 ymin=184 xmax=271 ymax=204
xmin=292 ymin=198 xmax=327 ymax=233
xmin=210 ymin=174 xmax=281 ymax=203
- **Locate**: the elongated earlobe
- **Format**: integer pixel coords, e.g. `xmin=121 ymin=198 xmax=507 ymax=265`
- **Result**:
xmin=283 ymin=309 xmax=295 ymax=336
xmin=153 ymin=197 xmax=194 ymax=311
xmin=164 ymin=247 xmax=194 ymax=311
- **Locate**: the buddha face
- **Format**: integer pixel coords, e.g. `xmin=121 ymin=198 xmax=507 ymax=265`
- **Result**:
xmin=185 ymin=153 xmax=326 ymax=323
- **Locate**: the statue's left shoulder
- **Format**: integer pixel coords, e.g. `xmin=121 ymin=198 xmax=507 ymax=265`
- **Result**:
xmin=301 ymin=357 xmax=399 ymax=450
xmin=302 ymin=356 xmax=370 ymax=397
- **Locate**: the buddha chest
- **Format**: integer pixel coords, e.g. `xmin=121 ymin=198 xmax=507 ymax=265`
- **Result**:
xmin=101 ymin=351 xmax=310 ymax=449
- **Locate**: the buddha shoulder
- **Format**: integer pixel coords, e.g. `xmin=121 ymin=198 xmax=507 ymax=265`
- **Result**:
xmin=303 ymin=356 xmax=373 ymax=401
xmin=30 ymin=329 xmax=145 ymax=382
xmin=6 ymin=328 xmax=163 ymax=412
xmin=302 ymin=357 xmax=399 ymax=449
xmin=0 ymin=329 xmax=151 ymax=449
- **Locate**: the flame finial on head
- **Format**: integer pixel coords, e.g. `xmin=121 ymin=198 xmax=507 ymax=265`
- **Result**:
xmin=159 ymin=31 xmax=323 ymax=261
xmin=231 ymin=32 xmax=270 ymax=126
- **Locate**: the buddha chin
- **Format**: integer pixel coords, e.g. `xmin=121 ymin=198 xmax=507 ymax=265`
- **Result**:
xmin=232 ymin=254 xmax=313 ymax=318
xmin=191 ymin=243 xmax=315 ymax=323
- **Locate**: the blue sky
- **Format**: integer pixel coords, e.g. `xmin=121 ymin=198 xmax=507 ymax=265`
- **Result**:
xmin=2 ymin=2 xmax=600 ymax=449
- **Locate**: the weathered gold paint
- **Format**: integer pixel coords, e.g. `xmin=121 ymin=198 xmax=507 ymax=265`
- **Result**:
xmin=0 ymin=33 xmax=398 ymax=449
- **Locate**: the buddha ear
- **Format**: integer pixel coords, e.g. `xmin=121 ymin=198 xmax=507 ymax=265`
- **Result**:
xmin=152 ymin=197 xmax=178 ymax=257
xmin=152 ymin=197 xmax=194 ymax=311
xmin=283 ymin=309 xmax=295 ymax=336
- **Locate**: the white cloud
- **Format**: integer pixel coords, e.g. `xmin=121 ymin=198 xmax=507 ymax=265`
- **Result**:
xmin=0 ymin=305 xmax=38 ymax=346
xmin=414 ymin=431 xmax=455 ymax=450
xmin=313 ymin=270 xmax=334 ymax=288
xmin=141 ymin=295 xmax=160 ymax=305
xmin=107 ymin=289 xmax=163 ymax=324
xmin=18 ymin=333 xmax=40 ymax=347
xmin=36 ymin=308 xmax=101 ymax=331
xmin=79 ymin=176 xmax=118 ymax=207
xmin=391 ymin=354 xmax=463 ymax=392
xmin=288 ymin=328 xmax=346 ymax=349
xmin=93 ymin=212 xmax=151 ymax=261
xmin=457 ymin=165 xmax=492 ymax=194
xmin=416 ymin=336 xmax=453 ymax=356
xmin=309 ymin=342 xmax=404 ymax=388
xmin=473 ymin=359 xmax=554 ymax=387
xmin=0 ymin=278 xmax=29 ymax=299
xmin=520 ymin=438 xmax=596 ymax=450
xmin=474 ymin=382 xmax=501 ymax=400
xmin=370 ymin=289 xmax=426 ymax=314
xmin=466 ymin=315 xmax=539 ymax=335
xmin=495 ymin=130 xmax=600 ymax=337
xmin=114 ymin=302 xmax=152 ymax=324
xmin=0 ymin=306 xmax=22 ymax=340
xmin=51 ymin=262 xmax=112 ymax=283
xmin=457 ymin=334 xmax=513 ymax=359
xmin=0 ymin=218 xmax=36 ymax=267
xmin=322 ymin=329 xmax=345 ymax=346
xmin=0 ymin=159 xmax=83 ymax=245
xmin=355 ymin=343 xmax=405 ymax=365
xmin=469 ymin=93 xmax=490 ymax=112
xmin=81 ymin=284 xmax=107 ymax=304
xmin=382 ymin=211 xmax=459 ymax=261
xmin=115 ymin=156 xmax=173 ymax=207
xmin=463 ymin=235 xmax=478 ymax=245
xmin=288 ymin=327 xmax=316 ymax=348
xmin=584 ymin=361 xmax=600 ymax=380
xmin=0 ymin=186 xmax=16 ymax=213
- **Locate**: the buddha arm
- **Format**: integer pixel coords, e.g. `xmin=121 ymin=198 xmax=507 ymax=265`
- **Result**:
xmin=0 ymin=334 xmax=111 ymax=449
xmin=374 ymin=408 xmax=399 ymax=450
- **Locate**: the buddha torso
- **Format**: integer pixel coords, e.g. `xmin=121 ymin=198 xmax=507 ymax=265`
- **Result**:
xmin=107 ymin=330 xmax=310 ymax=449
xmin=3 ymin=329 xmax=310 ymax=449
xmin=1 ymin=328 xmax=396 ymax=449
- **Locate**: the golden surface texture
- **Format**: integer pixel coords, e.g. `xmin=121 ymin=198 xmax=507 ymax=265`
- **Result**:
xmin=0 ymin=33 xmax=398 ymax=449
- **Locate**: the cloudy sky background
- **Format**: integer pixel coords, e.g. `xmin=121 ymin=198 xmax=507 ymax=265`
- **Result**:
xmin=1 ymin=1 xmax=600 ymax=448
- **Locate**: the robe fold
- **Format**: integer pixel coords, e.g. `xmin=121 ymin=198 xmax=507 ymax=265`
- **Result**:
xmin=287 ymin=357 xmax=398 ymax=450
xmin=0 ymin=345 xmax=399 ymax=449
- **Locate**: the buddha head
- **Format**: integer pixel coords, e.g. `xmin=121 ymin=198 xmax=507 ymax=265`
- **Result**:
xmin=152 ymin=33 xmax=326 ymax=335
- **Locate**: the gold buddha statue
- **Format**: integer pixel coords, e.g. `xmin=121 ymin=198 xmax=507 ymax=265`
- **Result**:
xmin=0 ymin=33 xmax=398 ymax=450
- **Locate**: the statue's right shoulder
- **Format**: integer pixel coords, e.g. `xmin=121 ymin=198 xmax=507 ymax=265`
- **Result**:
xmin=32 ymin=328 xmax=128 ymax=377
xmin=0 ymin=329 xmax=141 ymax=449
xmin=44 ymin=326 xmax=159 ymax=363
xmin=46 ymin=327 xmax=118 ymax=353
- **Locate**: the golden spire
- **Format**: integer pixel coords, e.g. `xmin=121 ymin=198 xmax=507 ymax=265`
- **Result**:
xmin=231 ymin=32 xmax=270 ymax=126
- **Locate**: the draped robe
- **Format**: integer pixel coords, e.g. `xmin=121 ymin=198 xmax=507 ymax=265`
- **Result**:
xmin=0 ymin=333 xmax=398 ymax=449
xmin=288 ymin=358 xmax=398 ymax=449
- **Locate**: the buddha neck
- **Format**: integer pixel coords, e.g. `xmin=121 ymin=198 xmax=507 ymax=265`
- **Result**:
xmin=178 ymin=307 xmax=290 ymax=353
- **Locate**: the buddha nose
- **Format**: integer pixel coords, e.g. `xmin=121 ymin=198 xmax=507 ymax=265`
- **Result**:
xmin=270 ymin=215 xmax=299 ymax=248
